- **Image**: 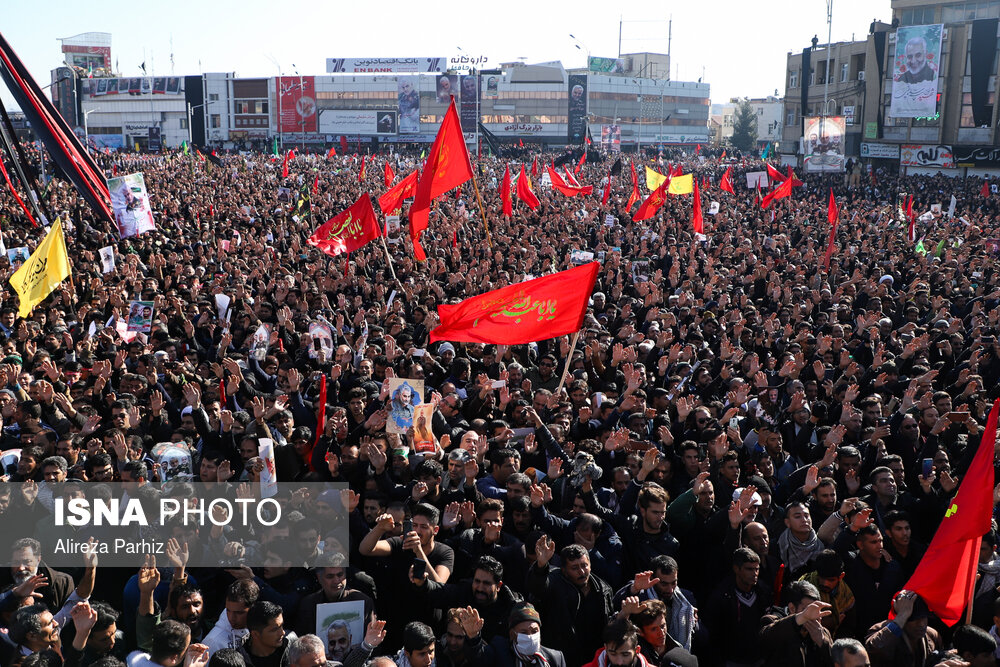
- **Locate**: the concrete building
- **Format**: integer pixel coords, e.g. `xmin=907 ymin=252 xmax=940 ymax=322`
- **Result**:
xmin=783 ymin=1 xmax=1000 ymax=176
xmin=48 ymin=51 xmax=708 ymax=151
xmin=711 ymin=96 xmax=784 ymax=148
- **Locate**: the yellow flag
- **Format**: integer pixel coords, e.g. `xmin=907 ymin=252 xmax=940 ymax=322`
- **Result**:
xmin=645 ymin=166 xmax=667 ymax=191
xmin=667 ymin=174 xmax=694 ymax=195
xmin=10 ymin=217 xmax=72 ymax=318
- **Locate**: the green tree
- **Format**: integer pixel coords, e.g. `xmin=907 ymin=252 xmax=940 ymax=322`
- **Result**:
xmin=730 ymin=99 xmax=759 ymax=153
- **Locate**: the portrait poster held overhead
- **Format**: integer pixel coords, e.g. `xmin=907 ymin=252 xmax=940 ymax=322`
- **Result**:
xmin=412 ymin=403 xmax=436 ymax=454
xmin=891 ymin=24 xmax=943 ymax=118
xmin=316 ymin=600 xmax=366 ymax=663
xmin=127 ymin=300 xmax=154 ymax=333
xmin=386 ymin=378 xmax=424 ymax=434
xmin=107 ymin=172 xmax=155 ymax=239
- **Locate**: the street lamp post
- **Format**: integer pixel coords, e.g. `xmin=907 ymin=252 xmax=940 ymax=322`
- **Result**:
xmin=292 ymin=64 xmax=305 ymax=152
xmin=265 ymin=55 xmax=283 ymax=152
xmin=569 ymin=34 xmax=591 ymax=65
xmin=821 ymin=0 xmax=834 ymax=154
xmin=187 ymin=103 xmax=206 ymax=146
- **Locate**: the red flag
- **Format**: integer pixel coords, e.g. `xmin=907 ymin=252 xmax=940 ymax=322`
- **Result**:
xmin=547 ymin=166 xmax=591 ymax=197
xmin=312 ymin=175 xmax=319 ymax=194
xmin=760 ymin=177 xmax=793 ymax=209
xmin=766 ymin=163 xmax=785 ymax=184
xmin=219 ymin=378 xmax=227 ymax=408
xmin=633 ymin=178 xmax=669 ymax=221
xmin=378 ymin=169 xmax=418 ymax=215
xmin=626 ymin=161 xmax=640 ymax=210
xmin=564 ymin=166 xmax=581 ymax=187
xmin=695 ymin=144 xmax=701 ymax=155
xmin=306 ymin=375 xmax=326 ymax=473
xmin=519 ymin=138 xmax=524 ymax=148
xmin=720 ymin=167 xmax=735 ymax=194
xmin=339 ymin=136 xmax=348 ymax=154
xmin=281 ymin=149 xmax=293 ymax=178
xmin=585 ymin=135 xmax=592 ymax=145
xmin=516 ymin=166 xmax=540 ymax=209
xmin=671 ymin=164 xmax=683 ymax=178
xmin=823 ymin=189 xmax=839 ymax=270
xmin=896 ymin=399 xmax=1000 ymax=625
xmin=409 ymin=99 xmax=474 ymax=260
xmin=501 ymin=165 xmax=513 ymax=217
xmin=209 ymin=203 xmax=214 ymax=218
xmin=755 ymin=181 xmax=762 ymax=204
xmin=307 ymin=193 xmax=381 ymax=257
xmin=575 ymin=151 xmax=586 ymax=174
xmin=546 ymin=165 xmax=567 ymax=188
xmin=359 ymin=155 xmax=367 ymax=182
xmin=601 ymin=169 xmax=612 ymax=206
xmin=721 ymin=149 xmax=727 ymax=160
xmin=906 ymin=195 xmax=916 ymax=243
xmin=430 ymin=262 xmax=599 ymax=344
xmin=786 ymin=165 xmax=803 ymax=187
xmin=385 ymin=162 xmax=395 ymax=188
xmin=531 ymin=158 xmax=538 ymax=178
xmin=691 ymin=180 xmax=704 ymax=235
xmin=327 ymin=145 xmax=336 ymax=159
xmin=982 ymin=179 xmax=991 ymax=198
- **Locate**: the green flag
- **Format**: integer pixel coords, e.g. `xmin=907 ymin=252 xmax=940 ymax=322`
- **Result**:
xmin=915 ymin=240 xmax=927 ymax=255
xmin=181 ymin=141 xmax=189 ymax=156
xmin=420 ymin=149 xmax=426 ymax=159
xmin=935 ymin=239 xmax=947 ymax=257
xmin=272 ymin=137 xmax=279 ymax=157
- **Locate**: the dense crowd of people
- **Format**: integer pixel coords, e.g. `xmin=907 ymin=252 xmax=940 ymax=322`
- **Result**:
xmin=0 ymin=135 xmax=996 ymax=667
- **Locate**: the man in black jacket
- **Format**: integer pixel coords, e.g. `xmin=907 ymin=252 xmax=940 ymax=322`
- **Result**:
xmin=411 ymin=555 xmax=522 ymax=643
xmin=759 ymin=580 xmax=834 ymax=667
xmin=487 ymin=603 xmax=567 ymax=667
xmin=525 ymin=538 xmax=615 ymax=666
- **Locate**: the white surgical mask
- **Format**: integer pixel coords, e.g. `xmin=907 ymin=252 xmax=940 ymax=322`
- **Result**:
xmin=515 ymin=632 xmax=541 ymax=656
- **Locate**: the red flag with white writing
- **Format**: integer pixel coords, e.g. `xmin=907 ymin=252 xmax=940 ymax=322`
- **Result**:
xmin=308 ymin=193 xmax=381 ymax=258
xmin=761 ymin=178 xmax=793 ymax=209
xmin=430 ymin=262 xmax=599 ymax=344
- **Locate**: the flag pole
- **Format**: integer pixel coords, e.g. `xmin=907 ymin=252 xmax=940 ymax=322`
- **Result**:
xmin=469 ymin=171 xmax=494 ymax=250
xmin=965 ymin=536 xmax=983 ymax=625
xmin=554 ymin=330 xmax=582 ymax=396
xmin=379 ymin=234 xmax=400 ymax=286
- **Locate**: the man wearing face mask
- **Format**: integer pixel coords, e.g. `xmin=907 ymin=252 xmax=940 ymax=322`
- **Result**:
xmin=486 ymin=603 xmax=567 ymax=667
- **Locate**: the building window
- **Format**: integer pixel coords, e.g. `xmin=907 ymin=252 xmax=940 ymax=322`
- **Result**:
xmin=789 ymin=70 xmax=799 ymax=88
xmin=960 ymin=91 xmax=996 ymax=127
xmin=179 ymin=118 xmax=188 ymax=130
xmin=786 ymin=110 xmax=796 ymax=126
xmin=210 ymin=114 xmax=221 ymax=129
xmin=809 ymin=69 xmax=815 ymax=86
xmin=841 ymin=63 xmax=849 ymax=82
xmin=209 ymin=93 xmax=219 ymax=102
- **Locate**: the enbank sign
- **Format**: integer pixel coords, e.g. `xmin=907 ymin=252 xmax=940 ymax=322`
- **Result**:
xmin=53 ymin=497 xmax=281 ymax=527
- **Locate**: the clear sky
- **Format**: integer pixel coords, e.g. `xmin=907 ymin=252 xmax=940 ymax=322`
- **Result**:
xmin=1 ymin=0 xmax=892 ymax=108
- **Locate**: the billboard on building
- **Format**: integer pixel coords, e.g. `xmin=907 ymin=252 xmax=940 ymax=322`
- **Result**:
xmin=148 ymin=127 xmax=161 ymax=152
xmin=398 ymin=77 xmax=421 ymax=134
xmin=589 ymin=57 xmax=625 ymax=73
xmin=567 ymin=74 xmax=588 ymax=144
xmin=953 ymin=145 xmax=1000 ymax=166
xmin=890 ymin=24 xmax=943 ymax=118
xmin=319 ymin=110 xmax=397 ymax=135
xmin=460 ymin=75 xmax=479 ymax=132
xmin=900 ymin=144 xmax=954 ymax=168
xmin=435 ymin=75 xmax=460 ymax=104
xmin=484 ymin=74 xmax=500 ymax=98
xmin=326 ymin=58 xmax=447 ymax=73
xmin=87 ymin=77 xmax=181 ymax=98
xmin=278 ymin=76 xmax=317 ymax=134
xmin=601 ymin=124 xmax=621 ymax=151
xmin=803 ymin=116 xmax=846 ymax=173
xmin=860 ymin=143 xmax=900 ymax=159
